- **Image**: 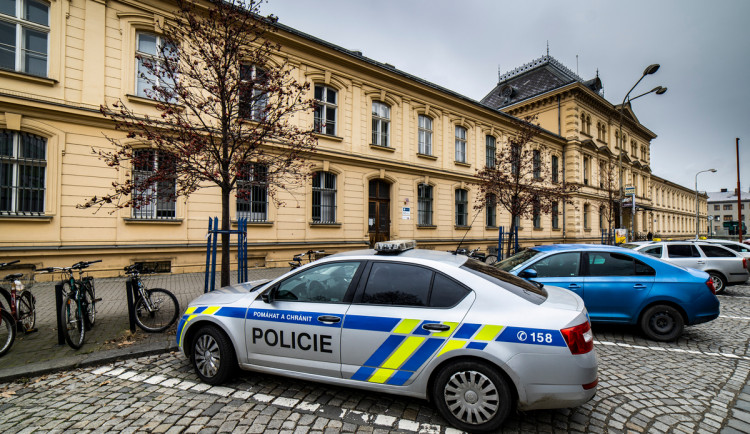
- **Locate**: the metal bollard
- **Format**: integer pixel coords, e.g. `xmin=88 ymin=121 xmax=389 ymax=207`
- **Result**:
xmin=125 ymin=280 xmax=136 ymax=333
xmin=55 ymin=283 xmax=64 ymax=345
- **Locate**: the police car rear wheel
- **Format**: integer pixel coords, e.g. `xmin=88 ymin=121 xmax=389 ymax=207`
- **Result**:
xmin=192 ymin=326 xmax=236 ymax=385
xmin=432 ymin=361 xmax=511 ymax=433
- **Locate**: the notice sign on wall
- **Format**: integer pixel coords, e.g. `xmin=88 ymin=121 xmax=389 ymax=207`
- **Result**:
xmin=402 ymin=207 xmax=411 ymax=220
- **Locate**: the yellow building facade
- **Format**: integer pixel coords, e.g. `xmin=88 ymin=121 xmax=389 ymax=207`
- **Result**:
xmin=0 ymin=0 xmax=706 ymax=276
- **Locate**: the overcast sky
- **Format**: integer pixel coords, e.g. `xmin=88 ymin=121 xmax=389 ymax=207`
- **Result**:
xmin=262 ymin=0 xmax=749 ymax=195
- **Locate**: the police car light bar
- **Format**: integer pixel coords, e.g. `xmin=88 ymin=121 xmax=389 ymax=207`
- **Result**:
xmin=374 ymin=239 xmax=417 ymax=254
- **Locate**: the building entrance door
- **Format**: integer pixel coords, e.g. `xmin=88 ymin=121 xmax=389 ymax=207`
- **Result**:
xmin=368 ymin=179 xmax=390 ymax=247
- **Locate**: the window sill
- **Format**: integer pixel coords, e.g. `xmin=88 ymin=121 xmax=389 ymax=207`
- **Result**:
xmin=486 ymin=226 xmax=498 ymax=230
xmin=370 ymin=144 xmax=395 ymax=152
xmin=454 ymin=161 xmax=471 ymax=168
xmin=232 ymin=220 xmax=273 ymax=227
xmin=533 ymin=227 xmax=544 ymax=231
xmin=552 ymin=227 xmax=562 ymax=231
xmin=417 ymin=224 xmax=437 ymax=229
xmin=455 ymin=225 xmax=471 ymax=230
xmin=313 ymin=133 xmax=344 ymax=142
xmin=0 ymin=69 xmax=57 ymax=86
xmin=309 ymin=222 xmax=341 ymax=228
xmin=125 ymin=94 xmax=183 ymax=109
xmin=417 ymin=153 xmax=437 ymax=160
xmin=584 ymin=228 xmax=592 ymax=232
xmin=0 ymin=214 xmax=53 ymax=221
xmin=124 ymin=218 xmax=183 ymax=224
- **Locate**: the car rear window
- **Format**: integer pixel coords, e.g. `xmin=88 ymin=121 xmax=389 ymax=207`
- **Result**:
xmin=462 ymin=259 xmax=547 ymax=305
xmin=699 ymin=245 xmax=736 ymax=258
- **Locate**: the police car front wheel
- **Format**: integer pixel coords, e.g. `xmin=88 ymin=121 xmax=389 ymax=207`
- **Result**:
xmin=432 ymin=360 xmax=512 ymax=433
xmin=191 ymin=325 xmax=237 ymax=385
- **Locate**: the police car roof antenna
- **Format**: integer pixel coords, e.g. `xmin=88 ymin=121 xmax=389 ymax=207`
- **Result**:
xmin=454 ymin=207 xmax=483 ymax=255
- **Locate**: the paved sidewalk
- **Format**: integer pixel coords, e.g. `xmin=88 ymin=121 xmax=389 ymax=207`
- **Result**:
xmin=0 ymin=267 xmax=287 ymax=382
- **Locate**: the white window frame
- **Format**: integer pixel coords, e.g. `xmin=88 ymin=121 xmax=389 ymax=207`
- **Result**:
xmin=313 ymin=84 xmax=337 ymax=136
xmin=372 ymin=101 xmax=390 ymax=147
xmin=455 ymin=126 xmax=467 ymax=163
xmin=418 ymin=115 xmax=432 ymax=155
xmin=0 ymin=130 xmax=46 ymax=215
xmin=0 ymin=0 xmax=49 ymax=77
xmin=135 ymin=31 xmax=178 ymax=101
xmin=240 ymin=64 xmax=268 ymax=121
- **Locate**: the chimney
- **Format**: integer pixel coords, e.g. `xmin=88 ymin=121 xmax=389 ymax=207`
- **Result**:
xmin=721 ymin=188 xmax=728 ymax=193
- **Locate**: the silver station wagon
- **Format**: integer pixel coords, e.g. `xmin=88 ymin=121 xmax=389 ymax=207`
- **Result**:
xmin=177 ymin=240 xmax=598 ymax=432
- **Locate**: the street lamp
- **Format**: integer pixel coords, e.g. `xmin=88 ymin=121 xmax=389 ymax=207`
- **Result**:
xmin=617 ymin=64 xmax=666 ymax=241
xmin=695 ymin=168 xmax=717 ymax=239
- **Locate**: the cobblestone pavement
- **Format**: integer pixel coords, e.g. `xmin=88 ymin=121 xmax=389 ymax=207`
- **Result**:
xmin=1 ymin=283 xmax=750 ymax=433
xmin=0 ymin=268 xmax=288 ymax=372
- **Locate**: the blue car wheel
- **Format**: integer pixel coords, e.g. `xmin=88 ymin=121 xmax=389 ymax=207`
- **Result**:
xmin=640 ymin=305 xmax=684 ymax=342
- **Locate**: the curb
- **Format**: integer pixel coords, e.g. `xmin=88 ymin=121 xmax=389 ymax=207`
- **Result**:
xmin=0 ymin=341 xmax=179 ymax=384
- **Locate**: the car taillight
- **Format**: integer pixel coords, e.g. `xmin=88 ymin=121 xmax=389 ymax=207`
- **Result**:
xmin=743 ymin=258 xmax=747 ymax=269
xmin=561 ymin=321 xmax=594 ymax=355
xmin=706 ymin=278 xmax=716 ymax=295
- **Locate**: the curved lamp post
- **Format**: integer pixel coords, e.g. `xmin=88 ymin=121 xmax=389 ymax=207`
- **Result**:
xmin=695 ymin=168 xmax=717 ymax=239
xmin=617 ymin=64 xmax=666 ymax=241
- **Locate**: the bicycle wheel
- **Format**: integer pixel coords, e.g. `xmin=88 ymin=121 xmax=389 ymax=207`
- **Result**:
xmin=134 ymin=288 xmax=179 ymax=333
xmin=0 ymin=309 xmax=16 ymax=357
xmin=17 ymin=291 xmax=35 ymax=332
xmin=60 ymin=293 xmax=85 ymax=349
xmin=484 ymin=255 xmax=498 ymax=265
xmin=82 ymin=279 xmax=96 ymax=328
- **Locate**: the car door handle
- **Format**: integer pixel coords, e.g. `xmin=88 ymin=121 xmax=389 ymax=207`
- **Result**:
xmin=422 ymin=323 xmax=450 ymax=332
xmin=633 ymin=284 xmax=647 ymax=290
xmin=696 ymin=261 xmax=706 ymax=265
xmin=568 ymin=284 xmax=581 ymax=289
xmin=317 ymin=315 xmax=341 ymax=324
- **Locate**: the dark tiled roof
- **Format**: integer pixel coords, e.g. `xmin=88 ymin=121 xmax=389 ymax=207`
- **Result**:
xmin=481 ymin=55 xmax=600 ymax=110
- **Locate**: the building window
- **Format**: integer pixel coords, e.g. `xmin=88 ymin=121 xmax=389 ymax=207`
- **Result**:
xmin=236 ymin=163 xmax=267 ymax=222
xmin=485 ymin=135 xmax=496 ymax=168
xmin=532 ymin=202 xmax=541 ymax=229
xmin=583 ymin=203 xmax=590 ymax=229
xmin=486 ymin=193 xmax=496 ymax=227
xmin=417 ymin=183 xmax=433 ymax=226
xmin=631 ymin=141 xmax=637 ymax=158
xmin=583 ymin=156 xmax=590 ymax=186
xmin=724 ymin=204 xmax=732 ymax=210
xmin=551 ymin=155 xmax=559 ymax=183
xmin=455 ymin=126 xmax=467 ymax=163
xmin=511 ymin=143 xmax=520 ymax=176
xmin=0 ymin=0 xmax=49 ymax=77
xmin=417 ymin=115 xmax=432 ymax=155
xmin=455 ymin=189 xmax=468 ymax=226
xmin=371 ymin=101 xmax=390 ymax=147
xmin=723 ymin=215 xmax=732 ymax=221
xmin=312 ymin=171 xmax=336 ymax=223
xmin=239 ymin=64 xmax=267 ymax=121
xmin=532 ymin=150 xmax=541 ymax=179
xmin=713 ymin=204 xmax=719 ymax=210
xmin=599 ymin=205 xmax=605 ymax=230
xmin=132 ymin=149 xmax=176 ymax=219
xmin=313 ymin=85 xmax=337 ymax=135
xmin=0 ymin=130 xmax=45 ymax=215
xmin=551 ymin=202 xmax=559 ymax=229
xmin=135 ymin=32 xmax=178 ymax=101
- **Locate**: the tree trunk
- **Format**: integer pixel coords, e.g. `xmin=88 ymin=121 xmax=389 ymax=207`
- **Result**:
xmin=220 ymin=187 xmax=231 ymax=287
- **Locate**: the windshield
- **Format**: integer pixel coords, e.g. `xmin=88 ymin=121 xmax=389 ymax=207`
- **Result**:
xmin=495 ymin=248 xmax=541 ymax=272
xmin=462 ymin=258 xmax=547 ymax=304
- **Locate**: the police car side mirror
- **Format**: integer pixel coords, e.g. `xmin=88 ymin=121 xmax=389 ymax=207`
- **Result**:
xmin=261 ymin=287 xmax=276 ymax=303
xmin=519 ymin=269 xmax=538 ymax=279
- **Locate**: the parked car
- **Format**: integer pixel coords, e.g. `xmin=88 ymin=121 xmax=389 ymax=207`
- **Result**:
xmin=496 ymin=244 xmax=720 ymax=341
xmin=178 ymin=240 xmax=597 ymax=433
xmin=702 ymin=239 xmax=750 ymax=258
xmin=623 ymin=241 xmax=749 ymax=293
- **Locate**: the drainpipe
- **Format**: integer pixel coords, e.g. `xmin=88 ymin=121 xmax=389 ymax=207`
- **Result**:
xmin=559 ymin=95 xmax=567 ymax=241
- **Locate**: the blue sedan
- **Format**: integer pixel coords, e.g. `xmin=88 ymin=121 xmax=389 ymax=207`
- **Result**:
xmin=496 ymin=244 xmax=720 ymax=341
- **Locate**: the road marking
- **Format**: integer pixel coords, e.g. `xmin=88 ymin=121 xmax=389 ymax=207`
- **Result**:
xmin=720 ymin=315 xmax=750 ymax=320
xmin=597 ymin=340 xmax=748 ymax=360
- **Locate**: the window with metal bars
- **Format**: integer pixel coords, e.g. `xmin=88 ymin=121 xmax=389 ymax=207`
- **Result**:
xmin=0 ymin=130 xmax=46 ymax=215
xmin=312 ymin=171 xmax=336 ymax=223
xmin=417 ymin=183 xmax=433 ymax=226
xmin=131 ymin=149 xmax=176 ymax=219
xmin=455 ymin=189 xmax=468 ymax=226
xmin=236 ymin=163 xmax=268 ymax=222
xmin=0 ymin=0 xmax=49 ymax=77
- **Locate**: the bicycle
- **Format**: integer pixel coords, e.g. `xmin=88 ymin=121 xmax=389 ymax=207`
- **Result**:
xmin=289 ymin=250 xmax=325 ymax=270
xmin=124 ymin=264 xmax=179 ymax=332
xmin=0 ymin=260 xmax=36 ymax=357
xmin=452 ymin=248 xmax=497 ymax=265
xmin=38 ymin=260 xmax=101 ymax=349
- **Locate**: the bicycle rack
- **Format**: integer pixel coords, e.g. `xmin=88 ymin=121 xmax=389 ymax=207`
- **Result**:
xmin=54 ymin=282 xmax=64 ymax=345
xmin=204 ymin=217 xmax=248 ymax=293
xmin=125 ymin=280 xmax=137 ymax=333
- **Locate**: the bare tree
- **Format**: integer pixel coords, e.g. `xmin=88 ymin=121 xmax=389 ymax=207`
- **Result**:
xmin=79 ymin=0 xmax=317 ymax=286
xmin=597 ymin=156 xmax=620 ymax=243
xmin=475 ymin=116 xmax=578 ymax=257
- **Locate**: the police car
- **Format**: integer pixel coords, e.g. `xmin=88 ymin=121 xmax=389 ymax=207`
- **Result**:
xmin=178 ymin=240 xmax=597 ymax=432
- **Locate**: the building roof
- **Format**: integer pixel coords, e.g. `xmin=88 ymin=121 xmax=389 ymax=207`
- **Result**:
xmin=480 ymin=55 xmax=603 ymax=110
xmin=707 ymin=189 xmax=750 ymax=203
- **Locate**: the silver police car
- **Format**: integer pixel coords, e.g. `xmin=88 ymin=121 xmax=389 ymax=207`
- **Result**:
xmin=178 ymin=240 xmax=597 ymax=432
